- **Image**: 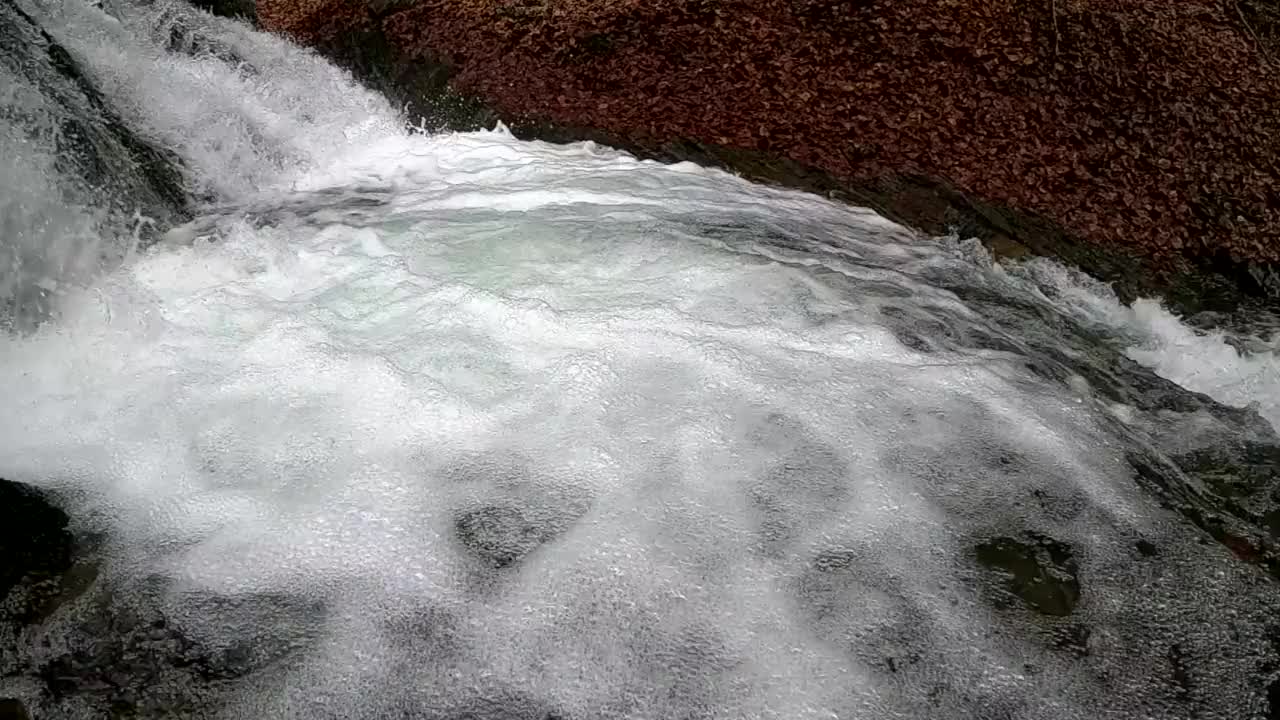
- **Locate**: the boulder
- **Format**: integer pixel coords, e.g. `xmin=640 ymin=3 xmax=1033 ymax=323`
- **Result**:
xmin=0 ymin=479 xmax=72 ymax=604
xmin=257 ymin=0 xmax=1280 ymax=312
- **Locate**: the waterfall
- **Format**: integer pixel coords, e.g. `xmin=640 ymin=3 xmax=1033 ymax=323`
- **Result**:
xmin=1 ymin=1 xmax=1278 ymax=718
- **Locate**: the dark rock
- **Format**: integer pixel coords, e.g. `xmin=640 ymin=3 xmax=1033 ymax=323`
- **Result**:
xmin=26 ymin=586 xmax=321 ymax=718
xmin=454 ymin=503 xmax=561 ymax=569
xmin=1128 ymin=436 xmax=1280 ymax=583
xmin=1172 ymin=441 xmax=1280 ymax=502
xmin=191 ymin=0 xmax=257 ymax=22
xmin=1268 ymin=675 xmax=1280 ymax=720
xmin=878 ymin=305 xmax=951 ymax=353
xmin=366 ymin=0 xmax=414 ymax=19
xmin=442 ymin=457 xmax=591 ymax=573
xmin=1167 ymin=643 xmax=1192 ymax=699
xmin=811 ymin=548 xmax=858 ymax=573
xmin=0 ymin=479 xmax=72 ymax=603
xmin=1050 ymin=623 xmax=1091 ymax=657
xmin=0 ymin=699 xmax=30 ymax=720
xmin=173 ymin=591 xmax=326 ymax=680
xmin=1266 ymin=509 xmax=1280 ymax=541
xmin=975 ymin=534 xmax=1080 ymax=617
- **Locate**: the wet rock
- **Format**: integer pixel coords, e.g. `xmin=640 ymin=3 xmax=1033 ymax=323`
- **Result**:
xmin=811 ymin=548 xmax=858 ymax=573
xmin=1266 ymin=509 xmax=1280 ymax=541
xmin=1167 ymin=643 xmax=1192 ymax=699
xmin=1128 ymin=434 xmax=1280 ymax=583
xmin=191 ymin=0 xmax=257 ymax=23
xmin=454 ymin=503 xmax=562 ymax=569
xmin=1 ymin=0 xmax=192 ymax=328
xmin=1172 ymin=440 xmax=1280 ymax=502
xmin=1268 ymin=675 xmax=1280 ymax=720
xmin=1 ymin=0 xmax=189 ymax=222
xmin=174 ymin=592 xmax=326 ymax=680
xmin=959 ymin=327 xmax=1023 ymax=355
xmin=974 ymin=534 xmax=1080 ymax=617
xmin=0 ymin=479 xmax=72 ymax=605
xmin=0 ymin=699 xmax=30 ymax=720
xmin=879 ymin=305 xmax=953 ymax=353
xmin=433 ymin=689 xmax=568 ymax=720
xmin=930 ymin=268 xmax=1280 ymax=572
xmin=1049 ymin=622 xmax=1091 ymax=658
xmin=24 ymin=585 xmax=322 ymax=718
xmin=157 ymin=8 xmax=254 ymax=69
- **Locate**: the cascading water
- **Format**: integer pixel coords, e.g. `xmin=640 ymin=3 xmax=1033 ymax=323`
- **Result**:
xmin=2 ymin=1 xmax=1280 ymax=718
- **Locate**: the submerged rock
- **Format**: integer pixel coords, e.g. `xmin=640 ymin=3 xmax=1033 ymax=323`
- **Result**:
xmin=448 ymin=461 xmax=592 ymax=571
xmin=454 ymin=503 xmax=559 ymax=569
xmin=975 ymin=534 xmax=1080 ymax=617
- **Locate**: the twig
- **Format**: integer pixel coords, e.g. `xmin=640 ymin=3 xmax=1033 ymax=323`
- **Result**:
xmin=1236 ymin=0 xmax=1274 ymax=69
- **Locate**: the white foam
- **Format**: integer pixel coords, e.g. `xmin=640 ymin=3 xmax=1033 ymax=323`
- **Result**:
xmin=2 ymin=129 xmax=1273 ymax=718
xmin=2 ymin=2 xmax=1277 ymax=717
xmin=1123 ymin=299 xmax=1280 ymax=426
xmin=29 ymin=0 xmax=402 ymax=200
xmin=0 ymin=121 xmax=105 ymax=324
xmin=1014 ymin=259 xmax=1280 ymax=431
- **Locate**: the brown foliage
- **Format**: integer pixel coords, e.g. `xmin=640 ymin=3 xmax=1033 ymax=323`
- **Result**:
xmin=262 ymin=0 xmax=1280 ymax=272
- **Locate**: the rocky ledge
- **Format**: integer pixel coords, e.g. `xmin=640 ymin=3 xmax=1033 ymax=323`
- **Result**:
xmin=244 ymin=0 xmax=1280 ymax=315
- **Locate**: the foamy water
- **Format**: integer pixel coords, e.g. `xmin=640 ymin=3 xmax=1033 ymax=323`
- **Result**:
xmin=1013 ymin=259 xmax=1280 ymax=430
xmin=1 ymin=1 xmax=1278 ymax=718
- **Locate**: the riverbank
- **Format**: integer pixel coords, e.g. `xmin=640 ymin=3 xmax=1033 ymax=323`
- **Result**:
xmin=249 ymin=0 xmax=1280 ymax=314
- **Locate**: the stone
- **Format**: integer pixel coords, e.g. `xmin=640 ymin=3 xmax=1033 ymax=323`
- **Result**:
xmin=454 ymin=503 xmax=561 ymax=569
xmin=0 ymin=699 xmax=30 ymax=720
xmin=975 ymin=534 xmax=1080 ymax=617
xmin=0 ymin=696 xmax=28 ymax=717
xmin=1268 ymin=675 xmax=1280 ymax=720
xmin=0 ymin=479 xmax=72 ymax=603
xmin=190 ymin=0 xmax=256 ymax=22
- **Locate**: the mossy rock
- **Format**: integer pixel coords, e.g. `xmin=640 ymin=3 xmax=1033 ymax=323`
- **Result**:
xmin=975 ymin=534 xmax=1080 ymax=617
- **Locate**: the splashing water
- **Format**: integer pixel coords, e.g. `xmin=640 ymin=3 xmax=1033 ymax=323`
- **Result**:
xmin=2 ymin=1 xmax=1279 ymax=719
xmin=1014 ymin=259 xmax=1280 ymax=430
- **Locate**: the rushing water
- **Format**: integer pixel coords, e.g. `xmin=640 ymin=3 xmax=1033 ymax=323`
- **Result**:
xmin=3 ymin=1 xmax=1280 ymax=718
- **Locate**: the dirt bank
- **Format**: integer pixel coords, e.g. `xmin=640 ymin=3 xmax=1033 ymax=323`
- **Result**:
xmin=255 ymin=0 xmax=1280 ymax=309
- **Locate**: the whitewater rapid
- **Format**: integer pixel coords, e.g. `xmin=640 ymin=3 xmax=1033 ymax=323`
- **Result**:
xmin=2 ymin=1 xmax=1279 ymax=719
